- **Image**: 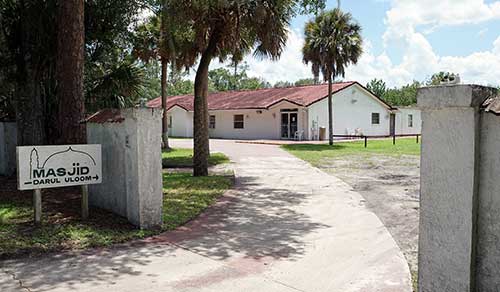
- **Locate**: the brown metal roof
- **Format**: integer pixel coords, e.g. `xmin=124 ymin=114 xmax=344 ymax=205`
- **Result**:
xmin=483 ymin=96 xmax=500 ymax=115
xmin=146 ymin=82 xmax=388 ymax=111
xmin=85 ymin=109 xmax=125 ymax=123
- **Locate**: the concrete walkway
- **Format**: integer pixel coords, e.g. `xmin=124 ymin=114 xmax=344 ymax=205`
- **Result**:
xmin=0 ymin=139 xmax=412 ymax=292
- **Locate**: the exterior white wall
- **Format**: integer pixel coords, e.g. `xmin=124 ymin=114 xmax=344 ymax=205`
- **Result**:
xmin=395 ymin=108 xmax=422 ymax=135
xmin=170 ymin=101 xmax=307 ymax=140
xmin=307 ymin=97 xmax=330 ymax=140
xmin=308 ymin=84 xmax=392 ymax=139
xmin=166 ymin=84 xmax=394 ymax=140
xmin=167 ymin=106 xmax=192 ymax=137
xmin=208 ymin=109 xmax=276 ymax=140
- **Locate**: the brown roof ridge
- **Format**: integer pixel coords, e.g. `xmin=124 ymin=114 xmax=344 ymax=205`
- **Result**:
xmin=85 ymin=108 xmax=125 ymax=124
xmin=147 ymin=81 xmax=365 ymax=111
xmin=152 ymin=81 xmax=356 ymax=100
xmin=209 ymin=81 xmax=356 ymax=94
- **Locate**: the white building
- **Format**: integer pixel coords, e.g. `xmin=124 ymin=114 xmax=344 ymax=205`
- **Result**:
xmin=148 ymin=82 xmax=421 ymax=140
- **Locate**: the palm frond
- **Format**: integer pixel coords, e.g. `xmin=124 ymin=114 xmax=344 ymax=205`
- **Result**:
xmin=302 ymin=8 xmax=363 ymax=81
xmin=86 ymin=61 xmax=146 ymax=111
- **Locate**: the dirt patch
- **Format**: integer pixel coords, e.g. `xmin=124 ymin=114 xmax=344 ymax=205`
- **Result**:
xmin=321 ymin=154 xmax=420 ymax=284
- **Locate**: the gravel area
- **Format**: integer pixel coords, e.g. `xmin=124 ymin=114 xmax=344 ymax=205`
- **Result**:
xmin=321 ymin=154 xmax=420 ymax=283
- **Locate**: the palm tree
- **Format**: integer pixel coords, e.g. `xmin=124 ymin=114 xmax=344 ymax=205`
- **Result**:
xmin=166 ymin=0 xmax=326 ymax=176
xmin=303 ymin=8 xmax=362 ymax=145
xmin=133 ymin=4 xmax=196 ymax=149
xmin=169 ymin=1 xmax=294 ymax=176
xmin=57 ymin=0 xmax=85 ymax=144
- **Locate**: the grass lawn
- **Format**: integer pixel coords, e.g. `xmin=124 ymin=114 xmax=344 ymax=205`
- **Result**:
xmin=162 ymin=148 xmax=230 ymax=168
xmin=162 ymin=173 xmax=233 ymax=230
xmin=0 ymin=184 xmax=155 ymax=258
xmin=0 ymin=152 xmax=233 ymax=258
xmin=282 ymin=138 xmax=421 ymax=167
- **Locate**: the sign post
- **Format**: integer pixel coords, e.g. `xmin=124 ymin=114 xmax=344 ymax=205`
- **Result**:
xmin=81 ymin=185 xmax=89 ymax=220
xmin=34 ymin=189 xmax=42 ymax=224
xmin=16 ymin=144 xmax=102 ymax=224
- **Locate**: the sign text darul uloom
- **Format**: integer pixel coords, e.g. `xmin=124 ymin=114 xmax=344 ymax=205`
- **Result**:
xmin=17 ymin=145 xmax=102 ymax=190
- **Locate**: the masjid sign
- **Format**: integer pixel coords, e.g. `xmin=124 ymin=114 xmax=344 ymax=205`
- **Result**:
xmin=17 ymin=145 xmax=102 ymax=191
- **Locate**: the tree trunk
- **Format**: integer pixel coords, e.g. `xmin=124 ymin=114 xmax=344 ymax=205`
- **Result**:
xmin=16 ymin=0 xmax=45 ymax=146
xmin=161 ymin=58 xmax=170 ymax=149
xmin=16 ymin=69 xmax=45 ymax=146
xmin=160 ymin=0 xmax=170 ymax=150
xmin=328 ymin=75 xmax=333 ymax=146
xmin=193 ymin=32 xmax=220 ymax=177
xmin=56 ymin=0 xmax=86 ymax=144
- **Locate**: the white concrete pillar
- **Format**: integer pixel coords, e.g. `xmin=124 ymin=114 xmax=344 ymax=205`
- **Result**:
xmin=87 ymin=108 xmax=163 ymax=229
xmin=476 ymin=112 xmax=500 ymax=291
xmin=417 ymin=85 xmax=495 ymax=292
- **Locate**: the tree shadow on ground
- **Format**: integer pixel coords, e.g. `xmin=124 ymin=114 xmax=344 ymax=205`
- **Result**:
xmin=159 ymin=174 xmax=330 ymax=261
xmin=1 ymin=243 xmax=179 ymax=292
xmin=0 ymin=173 xmax=329 ymax=291
xmin=162 ymin=154 xmax=229 ymax=168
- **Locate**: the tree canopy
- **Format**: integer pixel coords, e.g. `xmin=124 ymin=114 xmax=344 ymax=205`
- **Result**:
xmin=209 ymin=63 xmax=270 ymax=92
xmin=366 ymin=72 xmax=462 ymax=107
xmin=303 ymin=8 xmax=362 ymax=145
xmin=303 ymin=8 xmax=363 ymax=82
xmin=165 ymin=0 xmax=326 ymax=176
xmin=0 ymin=0 xmax=151 ymax=143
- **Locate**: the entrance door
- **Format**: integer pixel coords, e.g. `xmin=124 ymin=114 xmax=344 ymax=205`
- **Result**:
xmin=389 ymin=113 xmax=396 ymax=136
xmin=290 ymin=113 xmax=298 ymax=138
xmin=281 ymin=112 xmax=298 ymax=139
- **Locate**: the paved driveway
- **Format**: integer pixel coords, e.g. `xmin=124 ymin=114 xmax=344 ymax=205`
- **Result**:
xmin=0 ymin=139 xmax=411 ymax=292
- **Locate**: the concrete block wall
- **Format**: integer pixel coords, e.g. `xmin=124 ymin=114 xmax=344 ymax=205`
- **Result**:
xmin=417 ymin=85 xmax=500 ymax=292
xmin=476 ymin=112 xmax=500 ymax=292
xmin=0 ymin=122 xmax=17 ymax=176
xmin=87 ymin=108 xmax=163 ymax=229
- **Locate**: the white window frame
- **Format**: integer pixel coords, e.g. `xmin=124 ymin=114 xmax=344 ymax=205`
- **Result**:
xmin=408 ymin=114 xmax=414 ymax=128
xmin=234 ymin=114 xmax=244 ymax=129
xmin=209 ymin=115 xmax=216 ymax=129
xmin=371 ymin=113 xmax=380 ymax=125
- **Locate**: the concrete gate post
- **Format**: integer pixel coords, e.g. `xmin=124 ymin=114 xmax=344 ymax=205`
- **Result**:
xmin=417 ymin=85 xmax=495 ymax=292
xmin=86 ymin=108 xmax=163 ymax=229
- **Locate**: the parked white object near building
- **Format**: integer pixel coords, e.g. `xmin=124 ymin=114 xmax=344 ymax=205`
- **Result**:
xmin=148 ymin=82 xmax=421 ymax=140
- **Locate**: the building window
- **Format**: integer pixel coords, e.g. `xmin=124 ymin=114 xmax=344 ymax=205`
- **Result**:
xmin=168 ymin=115 xmax=172 ymax=128
xmin=234 ymin=114 xmax=244 ymax=129
xmin=408 ymin=114 xmax=414 ymax=127
xmin=371 ymin=113 xmax=380 ymax=125
xmin=209 ymin=115 xmax=216 ymax=129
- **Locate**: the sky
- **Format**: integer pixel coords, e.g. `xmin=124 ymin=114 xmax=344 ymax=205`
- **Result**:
xmin=204 ymin=0 xmax=500 ymax=88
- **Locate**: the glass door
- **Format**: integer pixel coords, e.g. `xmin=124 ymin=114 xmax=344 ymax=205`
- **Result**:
xmin=281 ymin=112 xmax=299 ymax=139
xmin=290 ymin=113 xmax=298 ymax=138
xmin=281 ymin=113 xmax=289 ymax=139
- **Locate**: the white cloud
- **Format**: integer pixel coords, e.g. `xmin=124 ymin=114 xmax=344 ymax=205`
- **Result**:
xmin=384 ymin=0 xmax=500 ymax=45
xmin=195 ymin=1 xmax=500 ymax=88
xmin=243 ymin=29 xmax=313 ymax=84
xmin=360 ymin=0 xmax=500 ymax=87
xmin=192 ymin=29 xmax=314 ymax=85
xmin=478 ymin=28 xmax=489 ymax=38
